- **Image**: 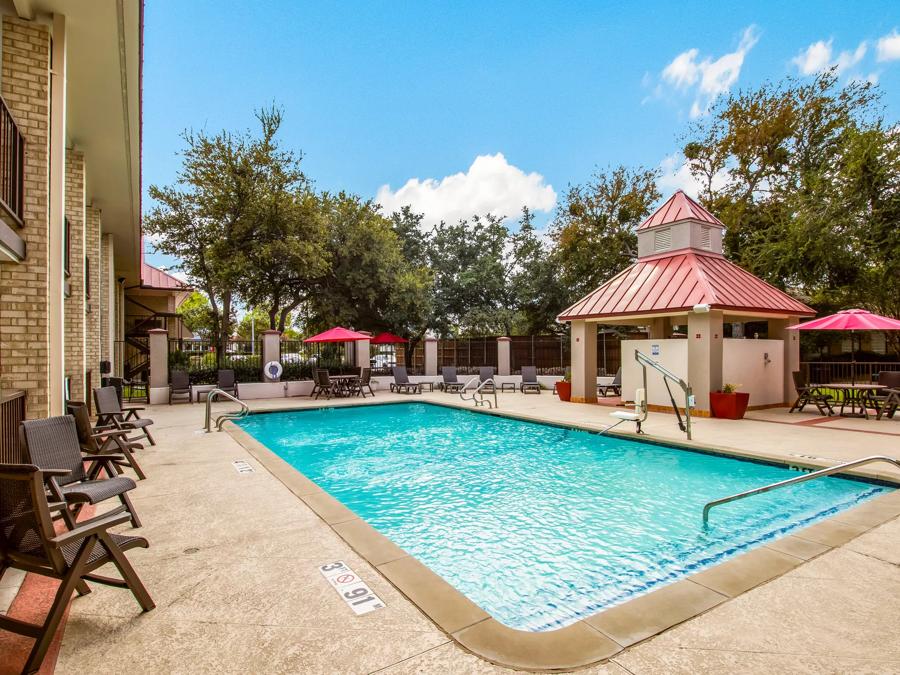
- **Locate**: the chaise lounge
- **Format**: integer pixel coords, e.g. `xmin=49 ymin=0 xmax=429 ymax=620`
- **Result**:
xmin=391 ymin=366 xmax=421 ymax=394
xmin=520 ymin=366 xmax=541 ymax=394
xmin=440 ymin=366 xmax=465 ymax=393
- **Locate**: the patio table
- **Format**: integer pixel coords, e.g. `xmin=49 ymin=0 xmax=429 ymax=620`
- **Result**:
xmin=329 ymin=374 xmax=360 ymax=397
xmin=820 ymin=383 xmax=885 ymax=419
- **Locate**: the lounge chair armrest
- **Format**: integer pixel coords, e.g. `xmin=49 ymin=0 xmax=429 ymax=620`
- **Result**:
xmin=40 ymin=468 xmax=73 ymax=478
xmin=90 ymin=428 xmax=131 ymax=439
xmin=48 ymin=512 xmax=133 ymax=547
xmin=83 ymin=452 xmax=127 ymax=463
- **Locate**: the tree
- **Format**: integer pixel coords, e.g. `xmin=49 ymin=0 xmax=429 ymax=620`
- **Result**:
xmin=508 ymin=208 xmax=566 ymax=334
xmin=177 ymin=291 xmax=218 ymax=339
xmin=682 ymin=71 xmax=899 ymax=355
xmin=548 ymin=165 xmax=661 ymax=302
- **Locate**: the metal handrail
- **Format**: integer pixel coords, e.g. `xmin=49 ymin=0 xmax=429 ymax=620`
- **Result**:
xmin=459 ymin=376 xmax=499 ymax=409
xmin=702 ymin=455 xmax=900 ymax=525
xmin=635 ymin=350 xmax=693 ymax=439
xmin=203 ymin=388 xmax=250 ymax=432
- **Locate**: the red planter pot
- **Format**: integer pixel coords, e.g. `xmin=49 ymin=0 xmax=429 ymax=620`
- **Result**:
xmin=556 ymin=381 xmax=572 ymax=402
xmin=709 ymin=391 xmax=750 ymax=419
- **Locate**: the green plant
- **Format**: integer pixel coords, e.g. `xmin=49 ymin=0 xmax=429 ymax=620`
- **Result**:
xmin=563 ymin=371 xmax=571 ymax=383
xmin=722 ymin=383 xmax=740 ymax=394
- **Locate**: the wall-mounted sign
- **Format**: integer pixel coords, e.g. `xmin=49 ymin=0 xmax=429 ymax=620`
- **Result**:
xmin=651 ymin=344 xmax=660 ymax=356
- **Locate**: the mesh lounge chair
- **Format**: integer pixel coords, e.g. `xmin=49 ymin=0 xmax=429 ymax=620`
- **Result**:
xmin=169 ymin=370 xmax=193 ymax=405
xmin=350 ymin=368 xmax=375 ymax=398
xmin=520 ymin=366 xmax=541 ymax=394
xmin=217 ymin=369 xmax=238 ymax=398
xmin=441 ymin=367 xmax=465 ymax=393
xmin=20 ymin=416 xmax=142 ymax=529
xmin=313 ymin=369 xmax=337 ymax=400
xmin=94 ymin=386 xmax=157 ymax=446
xmin=67 ymin=401 xmax=146 ymax=481
xmin=391 ymin=366 xmax=421 ymax=394
xmin=0 ymin=463 xmax=154 ymax=674
xmin=598 ymin=368 xmax=622 ymax=397
xmin=875 ymin=371 xmax=900 ymax=420
xmin=479 ymin=367 xmax=496 ymax=393
xmin=788 ymin=371 xmax=834 ymax=415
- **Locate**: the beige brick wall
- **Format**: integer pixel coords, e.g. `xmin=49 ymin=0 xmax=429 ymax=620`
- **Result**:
xmin=0 ymin=17 xmax=51 ymax=419
xmin=64 ymin=150 xmax=86 ymax=402
xmin=85 ymin=206 xmax=102 ymax=395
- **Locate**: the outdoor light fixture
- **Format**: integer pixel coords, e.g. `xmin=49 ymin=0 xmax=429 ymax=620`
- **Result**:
xmin=692 ymin=304 xmax=711 ymax=313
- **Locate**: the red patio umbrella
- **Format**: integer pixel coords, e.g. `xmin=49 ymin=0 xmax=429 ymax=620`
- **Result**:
xmin=788 ymin=309 xmax=900 ymax=384
xmin=303 ymin=326 xmax=370 ymax=343
xmin=370 ymin=332 xmax=409 ymax=344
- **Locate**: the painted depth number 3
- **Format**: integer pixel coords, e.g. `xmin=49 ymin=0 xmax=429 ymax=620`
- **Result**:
xmin=319 ymin=561 xmax=385 ymax=615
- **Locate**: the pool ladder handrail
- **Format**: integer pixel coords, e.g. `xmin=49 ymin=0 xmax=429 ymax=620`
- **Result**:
xmin=459 ymin=376 xmax=498 ymax=409
xmin=203 ymin=388 xmax=251 ymax=432
xmin=702 ymin=455 xmax=900 ymax=525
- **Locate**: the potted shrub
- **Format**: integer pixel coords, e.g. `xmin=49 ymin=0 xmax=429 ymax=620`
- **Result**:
xmin=709 ymin=383 xmax=750 ymax=420
xmin=556 ymin=372 xmax=572 ymax=402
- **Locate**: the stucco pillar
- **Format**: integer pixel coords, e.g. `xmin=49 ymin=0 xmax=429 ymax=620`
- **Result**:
xmin=497 ymin=337 xmax=511 ymax=376
xmin=571 ymin=320 xmax=598 ymax=403
xmin=687 ymin=310 xmax=724 ymax=413
xmin=355 ymin=336 xmax=371 ymax=371
xmin=424 ymin=337 xmax=438 ymax=376
xmin=261 ymin=330 xmax=282 ymax=381
xmin=770 ymin=316 xmax=800 ymax=404
xmin=148 ymin=329 xmax=169 ymax=404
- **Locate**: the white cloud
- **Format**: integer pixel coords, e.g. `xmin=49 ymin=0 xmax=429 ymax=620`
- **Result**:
xmin=658 ymin=26 xmax=759 ymax=118
xmin=877 ymin=30 xmax=900 ymax=62
xmin=658 ymin=154 xmax=728 ymax=199
xmin=375 ymin=153 xmax=557 ymax=228
xmin=792 ymin=39 xmax=866 ymax=76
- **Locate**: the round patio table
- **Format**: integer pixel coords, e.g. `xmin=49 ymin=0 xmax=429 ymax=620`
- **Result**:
xmin=820 ymin=383 xmax=884 ymax=419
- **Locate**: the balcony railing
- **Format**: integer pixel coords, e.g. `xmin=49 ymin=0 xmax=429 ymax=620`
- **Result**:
xmin=1 ymin=390 xmax=26 ymax=463
xmin=0 ymin=94 xmax=25 ymax=227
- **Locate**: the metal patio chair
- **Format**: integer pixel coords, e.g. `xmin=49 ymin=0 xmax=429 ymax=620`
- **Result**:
xmin=519 ymin=366 xmax=542 ymax=394
xmin=94 ymin=386 xmax=157 ymax=446
xmin=168 ymin=370 xmax=193 ymax=405
xmin=390 ymin=366 xmax=421 ymax=394
xmin=20 ymin=416 xmax=142 ymax=529
xmin=0 ymin=463 xmax=154 ymax=674
xmin=67 ymin=401 xmax=146 ymax=480
xmin=788 ymin=371 xmax=834 ymax=416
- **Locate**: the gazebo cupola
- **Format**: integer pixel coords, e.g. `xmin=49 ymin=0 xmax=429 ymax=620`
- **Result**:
xmin=557 ymin=190 xmax=815 ymax=413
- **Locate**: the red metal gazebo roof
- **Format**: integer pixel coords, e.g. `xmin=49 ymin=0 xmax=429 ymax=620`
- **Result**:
xmin=558 ymin=250 xmax=814 ymax=321
xmin=141 ymin=261 xmax=187 ymax=290
xmin=638 ymin=190 xmax=724 ymax=230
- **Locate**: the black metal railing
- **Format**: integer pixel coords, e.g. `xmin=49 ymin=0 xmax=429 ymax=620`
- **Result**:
xmin=802 ymin=361 xmax=900 ymax=385
xmin=0 ymin=390 xmax=25 ymax=463
xmin=168 ymin=338 xmax=262 ymax=384
xmin=281 ymin=341 xmax=350 ymax=380
xmin=0 ymin=95 xmax=25 ymax=227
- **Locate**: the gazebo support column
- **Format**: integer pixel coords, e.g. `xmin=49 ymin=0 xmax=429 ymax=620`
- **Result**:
xmin=687 ymin=310 xmax=724 ymax=413
xmin=770 ymin=316 xmax=800 ymax=404
xmin=648 ymin=317 xmax=672 ymax=339
xmin=571 ymin=320 xmax=597 ymax=403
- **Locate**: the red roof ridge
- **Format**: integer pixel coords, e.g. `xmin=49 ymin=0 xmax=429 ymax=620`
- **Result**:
xmin=639 ymin=191 xmax=724 ymax=231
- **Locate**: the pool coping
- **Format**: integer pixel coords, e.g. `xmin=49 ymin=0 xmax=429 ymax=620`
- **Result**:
xmin=223 ymin=401 xmax=900 ymax=672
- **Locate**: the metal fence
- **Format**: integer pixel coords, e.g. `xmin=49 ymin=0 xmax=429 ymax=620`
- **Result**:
xmin=168 ymin=339 xmax=262 ymax=384
xmin=801 ymin=361 xmax=900 ymax=385
xmin=281 ymin=341 xmax=352 ymax=380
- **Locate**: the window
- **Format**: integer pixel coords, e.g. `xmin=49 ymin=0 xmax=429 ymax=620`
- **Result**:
xmin=653 ymin=227 xmax=671 ymax=252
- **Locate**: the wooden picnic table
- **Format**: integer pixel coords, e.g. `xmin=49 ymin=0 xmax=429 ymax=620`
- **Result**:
xmin=820 ymin=383 xmax=885 ymax=419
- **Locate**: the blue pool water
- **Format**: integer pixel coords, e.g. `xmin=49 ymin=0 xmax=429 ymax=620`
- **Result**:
xmin=238 ymin=403 xmax=891 ymax=632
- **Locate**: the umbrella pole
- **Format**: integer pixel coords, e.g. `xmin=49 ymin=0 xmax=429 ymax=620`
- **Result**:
xmin=851 ymin=330 xmax=856 ymax=386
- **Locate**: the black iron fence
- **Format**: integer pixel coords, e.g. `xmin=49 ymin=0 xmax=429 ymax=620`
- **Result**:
xmin=168 ymin=339 xmax=262 ymax=384
xmin=281 ymin=341 xmax=350 ymax=380
xmin=801 ymin=361 xmax=900 ymax=385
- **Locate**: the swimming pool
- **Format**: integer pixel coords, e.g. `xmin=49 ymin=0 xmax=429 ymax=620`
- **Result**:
xmin=237 ymin=402 xmax=892 ymax=632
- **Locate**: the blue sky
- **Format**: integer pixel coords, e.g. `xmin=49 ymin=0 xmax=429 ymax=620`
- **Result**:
xmin=143 ymin=0 xmax=900 ymax=270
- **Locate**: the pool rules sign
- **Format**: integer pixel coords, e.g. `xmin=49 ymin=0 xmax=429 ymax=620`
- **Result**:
xmin=319 ymin=561 xmax=385 ymax=615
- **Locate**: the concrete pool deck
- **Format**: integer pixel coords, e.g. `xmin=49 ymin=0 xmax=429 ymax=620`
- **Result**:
xmin=7 ymin=391 xmax=900 ymax=673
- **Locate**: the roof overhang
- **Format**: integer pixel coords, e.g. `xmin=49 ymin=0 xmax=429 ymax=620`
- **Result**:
xmin=560 ymin=307 xmax=814 ymax=325
xmin=17 ymin=0 xmax=143 ymax=284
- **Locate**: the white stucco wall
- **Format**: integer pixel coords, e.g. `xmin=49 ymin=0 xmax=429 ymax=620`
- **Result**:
xmin=723 ymin=338 xmax=784 ymax=406
xmin=621 ymin=339 xmax=689 ymax=407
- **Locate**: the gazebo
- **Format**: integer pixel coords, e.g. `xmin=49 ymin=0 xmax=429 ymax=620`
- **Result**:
xmin=557 ymin=191 xmax=815 ymax=413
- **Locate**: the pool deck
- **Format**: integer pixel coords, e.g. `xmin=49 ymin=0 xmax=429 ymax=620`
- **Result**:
xmin=5 ymin=391 xmax=900 ymax=673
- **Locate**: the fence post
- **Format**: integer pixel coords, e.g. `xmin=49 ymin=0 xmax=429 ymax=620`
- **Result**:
xmin=355 ymin=333 xmax=371 ymax=371
xmin=497 ymin=337 xmax=511 ymax=375
xmin=424 ymin=337 xmax=438 ymax=376
xmin=261 ymin=330 xmax=282 ymax=382
xmin=148 ymin=329 xmax=169 ymax=404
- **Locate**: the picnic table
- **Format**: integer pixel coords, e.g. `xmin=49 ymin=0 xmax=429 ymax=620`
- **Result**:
xmin=820 ymin=383 xmax=885 ymax=419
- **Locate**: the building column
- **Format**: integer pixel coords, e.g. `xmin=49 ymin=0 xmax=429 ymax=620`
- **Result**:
xmin=354 ymin=335 xmax=371 ymax=371
xmin=148 ymin=328 xmax=169 ymax=404
xmin=497 ymin=337 xmax=511 ymax=375
xmin=84 ymin=206 xmax=102 ymax=391
xmin=770 ymin=316 xmax=800 ymax=404
xmin=571 ymin=320 xmax=597 ymax=403
xmin=261 ymin=330 xmax=282 ymax=381
xmin=687 ymin=309 xmax=724 ymax=413
xmin=648 ymin=317 xmax=672 ymax=339
xmin=64 ymin=149 xmax=86 ymax=403
xmin=424 ymin=337 xmax=438 ymax=376
xmin=100 ymin=233 xmax=115 ymax=365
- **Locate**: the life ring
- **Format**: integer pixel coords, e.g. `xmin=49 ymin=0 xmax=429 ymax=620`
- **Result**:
xmin=264 ymin=361 xmax=283 ymax=380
